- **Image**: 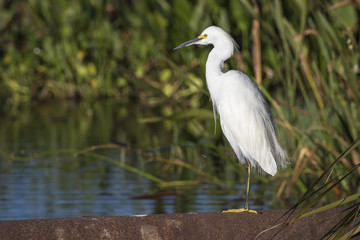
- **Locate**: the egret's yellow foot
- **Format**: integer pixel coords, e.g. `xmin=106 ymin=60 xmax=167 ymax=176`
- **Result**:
xmin=222 ymin=208 xmax=258 ymax=214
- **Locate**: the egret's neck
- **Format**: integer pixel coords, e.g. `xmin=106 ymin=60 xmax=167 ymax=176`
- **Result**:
xmin=206 ymin=42 xmax=234 ymax=76
xmin=205 ymin=44 xmax=233 ymax=101
xmin=206 ymin=50 xmax=225 ymax=76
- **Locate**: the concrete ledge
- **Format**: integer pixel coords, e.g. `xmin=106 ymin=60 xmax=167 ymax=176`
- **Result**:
xmin=0 ymin=208 xmax=351 ymax=239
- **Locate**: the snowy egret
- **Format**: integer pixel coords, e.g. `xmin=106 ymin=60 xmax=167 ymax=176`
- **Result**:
xmin=174 ymin=26 xmax=286 ymax=213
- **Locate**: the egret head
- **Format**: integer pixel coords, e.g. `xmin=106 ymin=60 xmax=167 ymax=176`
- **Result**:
xmin=173 ymin=26 xmax=238 ymax=53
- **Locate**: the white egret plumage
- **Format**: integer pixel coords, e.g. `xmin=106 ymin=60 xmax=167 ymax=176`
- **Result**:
xmin=174 ymin=26 xmax=286 ymax=213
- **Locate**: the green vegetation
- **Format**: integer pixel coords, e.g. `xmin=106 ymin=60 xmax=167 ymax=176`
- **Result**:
xmin=1 ymin=0 xmax=359 ymax=236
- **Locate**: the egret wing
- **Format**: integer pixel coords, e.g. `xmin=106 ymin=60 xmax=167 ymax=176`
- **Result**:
xmin=215 ymin=71 xmax=283 ymax=176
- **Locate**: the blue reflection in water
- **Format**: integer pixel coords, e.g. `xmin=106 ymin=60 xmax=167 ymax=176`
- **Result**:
xmin=0 ymin=158 xmax=271 ymax=220
xmin=0 ymin=101 xmax=276 ymax=220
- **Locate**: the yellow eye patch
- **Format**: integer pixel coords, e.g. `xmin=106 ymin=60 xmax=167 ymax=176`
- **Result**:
xmin=199 ymin=34 xmax=208 ymax=39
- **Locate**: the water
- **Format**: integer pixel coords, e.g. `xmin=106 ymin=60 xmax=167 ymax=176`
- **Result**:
xmin=0 ymin=100 xmax=277 ymax=220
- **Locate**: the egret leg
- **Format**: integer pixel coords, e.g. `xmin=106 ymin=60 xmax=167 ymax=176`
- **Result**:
xmin=222 ymin=162 xmax=258 ymax=213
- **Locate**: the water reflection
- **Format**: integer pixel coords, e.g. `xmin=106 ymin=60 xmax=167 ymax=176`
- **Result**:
xmin=0 ymin=100 xmax=278 ymax=220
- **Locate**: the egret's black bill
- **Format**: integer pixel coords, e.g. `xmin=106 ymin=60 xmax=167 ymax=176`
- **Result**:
xmin=173 ymin=37 xmax=201 ymax=50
